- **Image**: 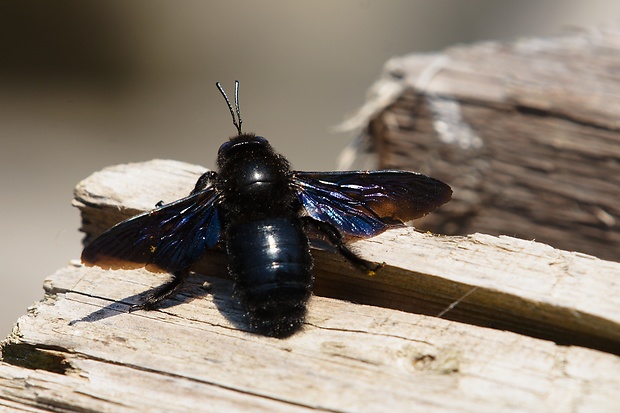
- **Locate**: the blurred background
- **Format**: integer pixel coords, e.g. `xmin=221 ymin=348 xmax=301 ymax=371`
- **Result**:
xmin=2 ymin=0 xmax=620 ymax=336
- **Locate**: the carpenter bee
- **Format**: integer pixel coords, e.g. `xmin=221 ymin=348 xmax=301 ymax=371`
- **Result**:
xmin=81 ymin=81 xmax=452 ymax=338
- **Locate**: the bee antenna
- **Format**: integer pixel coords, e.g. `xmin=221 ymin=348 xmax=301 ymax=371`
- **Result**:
xmin=216 ymin=80 xmax=243 ymax=135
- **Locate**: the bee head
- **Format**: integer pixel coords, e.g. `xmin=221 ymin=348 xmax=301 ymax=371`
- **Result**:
xmin=217 ymin=134 xmax=271 ymax=167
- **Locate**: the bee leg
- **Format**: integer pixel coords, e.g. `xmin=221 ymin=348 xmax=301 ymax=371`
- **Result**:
xmin=302 ymin=217 xmax=383 ymax=275
xmin=129 ymin=269 xmax=189 ymax=312
xmin=191 ymin=171 xmax=219 ymax=194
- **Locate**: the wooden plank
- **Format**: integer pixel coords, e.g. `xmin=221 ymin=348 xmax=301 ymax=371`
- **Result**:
xmin=1 ymin=158 xmax=619 ymax=411
xmin=72 ymin=159 xmax=620 ymax=354
xmin=0 ymin=263 xmax=619 ymax=413
xmin=339 ymin=27 xmax=620 ymax=262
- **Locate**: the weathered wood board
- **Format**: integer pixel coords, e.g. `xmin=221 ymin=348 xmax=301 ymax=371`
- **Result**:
xmin=1 ymin=262 xmax=619 ymax=413
xmin=339 ymin=27 xmax=620 ymax=262
xmin=2 ymin=158 xmax=619 ymax=412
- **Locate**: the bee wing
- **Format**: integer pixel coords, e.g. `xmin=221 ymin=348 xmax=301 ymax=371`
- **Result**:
xmin=81 ymin=188 xmax=223 ymax=273
xmin=293 ymin=170 xmax=452 ymax=238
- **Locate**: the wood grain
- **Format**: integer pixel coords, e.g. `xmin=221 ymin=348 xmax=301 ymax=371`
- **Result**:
xmin=1 ymin=158 xmax=619 ymax=412
xmin=71 ymin=159 xmax=620 ymax=354
xmin=340 ymin=27 xmax=620 ymax=262
xmin=0 ymin=262 xmax=618 ymax=413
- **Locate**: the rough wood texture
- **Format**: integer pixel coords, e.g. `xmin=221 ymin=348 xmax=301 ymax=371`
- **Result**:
xmin=1 ymin=265 xmax=620 ymax=413
xmin=2 ymin=158 xmax=619 ymax=412
xmin=339 ymin=27 xmax=620 ymax=262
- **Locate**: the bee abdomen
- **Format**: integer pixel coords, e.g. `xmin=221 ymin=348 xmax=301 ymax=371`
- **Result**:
xmin=226 ymin=217 xmax=313 ymax=337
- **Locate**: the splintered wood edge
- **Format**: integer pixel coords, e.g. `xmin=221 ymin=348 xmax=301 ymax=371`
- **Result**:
xmin=73 ymin=159 xmax=620 ymax=355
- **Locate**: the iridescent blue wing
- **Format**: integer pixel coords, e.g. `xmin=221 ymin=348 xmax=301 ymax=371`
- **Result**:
xmin=81 ymin=187 xmax=222 ymax=273
xmin=293 ymin=170 xmax=452 ymax=238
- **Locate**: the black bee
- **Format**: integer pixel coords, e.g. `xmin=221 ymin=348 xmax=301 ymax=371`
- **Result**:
xmin=81 ymin=81 xmax=452 ymax=337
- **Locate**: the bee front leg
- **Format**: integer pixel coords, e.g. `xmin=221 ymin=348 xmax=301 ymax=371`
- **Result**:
xmin=191 ymin=171 xmax=219 ymax=195
xmin=154 ymin=170 xmax=219 ymax=208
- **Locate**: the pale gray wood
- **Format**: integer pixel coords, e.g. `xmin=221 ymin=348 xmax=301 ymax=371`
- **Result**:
xmin=0 ymin=262 xmax=619 ymax=413
xmin=72 ymin=159 xmax=620 ymax=354
xmin=1 ymin=158 xmax=619 ymax=412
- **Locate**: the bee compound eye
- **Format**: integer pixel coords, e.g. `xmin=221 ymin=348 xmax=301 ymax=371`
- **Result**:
xmin=218 ymin=141 xmax=233 ymax=158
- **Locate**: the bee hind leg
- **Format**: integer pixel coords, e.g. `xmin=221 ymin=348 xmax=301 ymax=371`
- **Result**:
xmin=129 ymin=269 xmax=190 ymax=312
xmin=301 ymin=217 xmax=383 ymax=275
